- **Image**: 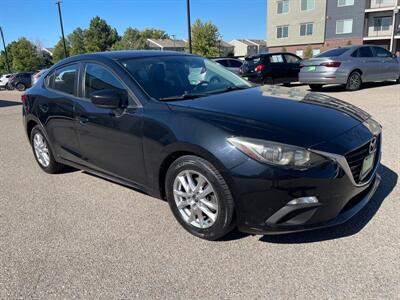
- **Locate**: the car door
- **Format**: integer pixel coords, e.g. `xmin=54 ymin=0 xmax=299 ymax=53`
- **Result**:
xmin=266 ymin=54 xmax=286 ymax=83
xmin=372 ymin=46 xmax=399 ymax=80
xmin=283 ymin=54 xmax=302 ymax=82
xmin=40 ymin=63 xmax=82 ymax=163
xmin=354 ymin=46 xmax=379 ymax=82
xmin=74 ymin=62 xmax=146 ymax=186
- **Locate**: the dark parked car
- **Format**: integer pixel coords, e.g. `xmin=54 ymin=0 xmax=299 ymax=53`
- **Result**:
xmin=240 ymin=52 xmax=302 ymax=85
xmin=9 ymin=72 xmax=33 ymax=91
xmin=23 ymin=51 xmax=382 ymax=240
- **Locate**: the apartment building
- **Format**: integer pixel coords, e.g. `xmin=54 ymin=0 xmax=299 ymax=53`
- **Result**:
xmin=363 ymin=0 xmax=400 ymax=52
xmin=267 ymin=0 xmax=327 ymax=57
xmin=267 ymin=0 xmax=400 ymax=56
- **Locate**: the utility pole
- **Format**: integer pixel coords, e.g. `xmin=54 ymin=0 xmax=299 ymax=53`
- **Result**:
xmin=0 ymin=26 xmax=11 ymax=73
xmin=186 ymin=0 xmax=192 ymax=53
xmin=56 ymin=0 xmax=68 ymax=58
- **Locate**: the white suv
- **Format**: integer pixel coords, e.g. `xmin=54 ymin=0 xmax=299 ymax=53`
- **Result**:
xmin=0 ymin=74 xmax=13 ymax=89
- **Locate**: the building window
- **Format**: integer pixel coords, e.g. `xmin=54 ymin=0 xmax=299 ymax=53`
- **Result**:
xmin=337 ymin=0 xmax=354 ymax=6
xmin=277 ymin=0 xmax=290 ymax=14
xmin=312 ymin=49 xmax=320 ymax=56
xmin=301 ymin=0 xmax=315 ymax=11
xmin=300 ymin=23 xmax=313 ymax=36
xmin=336 ymin=19 xmax=353 ymax=34
xmin=277 ymin=25 xmax=289 ymax=38
xmin=375 ymin=0 xmax=393 ymax=5
xmin=296 ymin=50 xmax=304 ymax=58
xmin=374 ymin=17 xmax=392 ymax=31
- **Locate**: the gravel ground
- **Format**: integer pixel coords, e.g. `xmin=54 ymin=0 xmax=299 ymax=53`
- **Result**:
xmin=0 ymin=83 xmax=399 ymax=299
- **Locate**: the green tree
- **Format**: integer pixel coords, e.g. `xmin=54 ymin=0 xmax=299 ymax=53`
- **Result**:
xmin=112 ymin=27 xmax=148 ymax=50
xmin=8 ymin=38 xmax=41 ymax=71
xmin=53 ymin=38 xmax=71 ymax=62
xmin=84 ymin=16 xmax=119 ymax=52
xmin=191 ymin=19 xmax=220 ymax=57
xmin=140 ymin=28 xmax=169 ymax=39
xmin=68 ymin=27 xmax=86 ymax=55
xmin=304 ymin=45 xmax=313 ymax=59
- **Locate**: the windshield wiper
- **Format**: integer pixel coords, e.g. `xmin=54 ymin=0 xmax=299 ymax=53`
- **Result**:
xmin=207 ymin=85 xmax=249 ymax=95
xmin=158 ymin=92 xmax=208 ymax=101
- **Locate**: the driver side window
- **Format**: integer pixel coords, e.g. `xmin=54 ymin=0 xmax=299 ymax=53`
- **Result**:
xmin=84 ymin=63 xmax=127 ymax=100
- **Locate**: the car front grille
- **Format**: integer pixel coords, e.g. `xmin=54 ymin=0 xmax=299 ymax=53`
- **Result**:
xmin=345 ymin=135 xmax=380 ymax=184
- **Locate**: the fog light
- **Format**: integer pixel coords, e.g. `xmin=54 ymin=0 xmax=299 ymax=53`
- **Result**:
xmin=287 ymin=196 xmax=319 ymax=206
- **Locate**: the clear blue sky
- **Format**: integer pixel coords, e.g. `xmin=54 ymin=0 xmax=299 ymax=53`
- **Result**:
xmin=1 ymin=0 xmax=267 ymax=48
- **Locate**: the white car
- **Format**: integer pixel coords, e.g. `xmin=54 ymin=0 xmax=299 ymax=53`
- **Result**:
xmin=0 ymin=74 xmax=13 ymax=90
xmin=213 ymin=58 xmax=243 ymax=74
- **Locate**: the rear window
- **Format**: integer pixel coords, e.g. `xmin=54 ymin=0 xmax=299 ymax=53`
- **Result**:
xmin=316 ymin=48 xmax=349 ymax=58
xmin=244 ymin=56 xmax=262 ymax=66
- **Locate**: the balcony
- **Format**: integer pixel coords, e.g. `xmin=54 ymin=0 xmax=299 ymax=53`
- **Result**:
xmin=365 ymin=0 xmax=400 ymax=12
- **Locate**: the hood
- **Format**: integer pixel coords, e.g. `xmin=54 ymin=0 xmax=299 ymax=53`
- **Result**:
xmin=167 ymin=86 xmax=370 ymax=146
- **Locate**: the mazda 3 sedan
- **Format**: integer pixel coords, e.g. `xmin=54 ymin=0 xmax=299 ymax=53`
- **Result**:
xmin=22 ymin=51 xmax=382 ymax=240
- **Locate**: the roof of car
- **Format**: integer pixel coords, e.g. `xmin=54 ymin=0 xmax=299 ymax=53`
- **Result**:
xmin=51 ymin=50 xmax=194 ymax=69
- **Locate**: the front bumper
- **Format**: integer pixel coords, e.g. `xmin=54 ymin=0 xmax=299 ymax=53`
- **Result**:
xmin=229 ymin=132 xmax=382 ymax=235
xmin=245 ymin=174 xmax=380 ymax=235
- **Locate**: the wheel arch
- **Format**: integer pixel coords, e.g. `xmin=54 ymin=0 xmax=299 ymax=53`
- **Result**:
xmin=157 ymin=144 xmax=234 ymax=201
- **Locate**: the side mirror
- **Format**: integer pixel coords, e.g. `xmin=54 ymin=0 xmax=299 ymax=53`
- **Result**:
xmin=89 ymin=89 xmax=127 ymax=109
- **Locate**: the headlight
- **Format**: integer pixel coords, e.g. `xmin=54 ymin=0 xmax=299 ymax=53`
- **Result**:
xmin=228 ymin=137 xmax=322 ymax=168
xmin=363 ymin=118 xmax=381 ymax=136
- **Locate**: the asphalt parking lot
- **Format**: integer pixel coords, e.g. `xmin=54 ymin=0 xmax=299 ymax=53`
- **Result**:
xmin=0 ymin=83 xmax=399 ymax=299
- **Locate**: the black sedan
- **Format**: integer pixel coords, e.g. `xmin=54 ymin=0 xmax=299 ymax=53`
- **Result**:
xmin=240 ymin=52 xmax=302 ymax=85
xmin=22 ymin=51 xmax=381 ymax=240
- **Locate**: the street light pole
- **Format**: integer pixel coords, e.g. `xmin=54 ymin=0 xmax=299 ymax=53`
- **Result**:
xmin=0 ymin=26 xmax=11 ymax=73
xmin=186 ymin=0 xmax=192 ymax=53
xmin=56 ymin=0 xmax=68 ymax=58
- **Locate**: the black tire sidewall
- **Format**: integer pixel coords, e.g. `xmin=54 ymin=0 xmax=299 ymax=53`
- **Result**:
xmin=165 ymin=156 xmax=234 ymax=240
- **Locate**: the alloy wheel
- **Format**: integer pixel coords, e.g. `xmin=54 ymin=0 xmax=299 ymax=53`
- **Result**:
xmin=173 ymin=170 xmax=218 ymax=229
xmin=349 ymin=73 xmax=361 ymax=90
xmin=33 ymin=133 xmax=50 ymax=167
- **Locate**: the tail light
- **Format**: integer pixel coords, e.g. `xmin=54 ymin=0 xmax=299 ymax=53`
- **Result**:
xmin=21 ymin=94 xmax=27 ymax=103
xmin=255 ymin=64 xmax=266 ymax=72
xmin=320 ymin=61 xmax=341 ymax=68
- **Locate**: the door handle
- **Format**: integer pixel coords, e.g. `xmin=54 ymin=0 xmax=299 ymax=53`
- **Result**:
xmin=38 ymin=104 xmax=49 ymax=113
xmin=78 ymin=116 xmax=90 ymax=125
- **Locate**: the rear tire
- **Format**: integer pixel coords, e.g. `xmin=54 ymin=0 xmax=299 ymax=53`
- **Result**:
xmin=345 ymin=71 xmax=362 ymax=91
xmin=165 ymin=155 xmax=235 ymax=240
xmin=16 ymin=83 xmax=26 ymax=91
xmin=309 ymin=84 xmax=323 ymax=91
xmin=30 ymin=126 xmax=66 ymax=174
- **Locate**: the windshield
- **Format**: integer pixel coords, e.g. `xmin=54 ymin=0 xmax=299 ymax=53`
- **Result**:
xmin=316 ymin=48 xmax=349 ymax=58
xmin=119 ymin=55 xmax=251 ymax=100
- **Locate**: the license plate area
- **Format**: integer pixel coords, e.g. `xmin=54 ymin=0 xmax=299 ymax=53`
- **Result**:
xmin=360 ymin=153 xmax=374 ymax=180
xmin=306 ymin=66 xmax=316 ymax=72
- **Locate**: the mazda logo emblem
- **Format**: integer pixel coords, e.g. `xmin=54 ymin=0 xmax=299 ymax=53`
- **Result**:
xmin=369 ymin=137 xmax=377 ymax=153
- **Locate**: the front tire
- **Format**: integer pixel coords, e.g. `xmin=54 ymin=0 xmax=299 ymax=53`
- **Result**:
xmin=165 ymin=155 xmax=235 ymax=240
xmin=30 ymin=126 xmax=66 ymax=174
xmin=345 ymin=71 xmax=362 ymax=91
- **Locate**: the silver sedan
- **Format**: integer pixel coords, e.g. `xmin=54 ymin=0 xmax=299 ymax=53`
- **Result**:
xmin=299 ymin=45 xmax=400 ymax=91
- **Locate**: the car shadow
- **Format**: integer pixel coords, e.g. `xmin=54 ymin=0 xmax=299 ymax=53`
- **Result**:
xmin=0 ymin=99 xmax=21 ymax=108
xmin=259 ymin=164 xmax=397 ymax=244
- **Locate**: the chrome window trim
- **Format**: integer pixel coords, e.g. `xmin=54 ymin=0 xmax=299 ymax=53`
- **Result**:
xmin=310 ymin=137 xmax=381 ymax=187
